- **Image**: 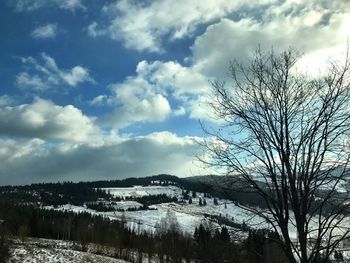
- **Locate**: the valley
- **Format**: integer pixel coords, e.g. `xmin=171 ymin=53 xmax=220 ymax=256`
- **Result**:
xmin=1 ymin=174 xmax=350 ymax=262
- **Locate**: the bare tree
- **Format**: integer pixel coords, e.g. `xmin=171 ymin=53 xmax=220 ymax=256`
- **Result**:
xmin=200 ymin=47 xmax=350 ymax=263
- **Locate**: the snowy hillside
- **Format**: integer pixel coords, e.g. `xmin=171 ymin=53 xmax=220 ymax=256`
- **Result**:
xmin=41 ymin=183 xmax=350 ymax=250
xmin=48 ymin=185 xmax=266 ymax=237
xmin=102 ymin=185 xmax=182 ymax=198
xmin=8 ymin=238 xmax=129 ymax=263
xmin=3 ymin=179 xmax=350 ymax=263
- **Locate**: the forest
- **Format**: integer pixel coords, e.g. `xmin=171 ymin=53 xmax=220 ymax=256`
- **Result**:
xmin=0 ymin=200 xmax=290 ymax=263
xmin=0 ymin=174 xmax=268 ymax=209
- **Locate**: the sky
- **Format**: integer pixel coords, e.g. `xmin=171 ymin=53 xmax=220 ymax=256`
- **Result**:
xmin=0 ymin=0 xmax=349 ymax=185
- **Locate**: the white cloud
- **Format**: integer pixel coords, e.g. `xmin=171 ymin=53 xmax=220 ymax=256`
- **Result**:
xmin=15 ymin=53 xmax=95 ymax=91
xmin=0 ymin=95 xmax=14 ymax=107
xmin=89 ymin=0 xmax=350 ymax=123
xmin=12 ymin=0 xmax=86 ymax=12
xmin=89 ymin=95 xmax=108 ymax=106
xmin=11 ymin=0 xmax=47 ymax=11
xmin=3 ymin=0 xmax=350 ymax=185
xmin=59 ymin=0 xmax=86 ymax=11
xmin=187 ymin=96 xmax=212 ymax=120
xmin=92 ymin=0 xmax=350 ymax=124
xmin=0 ymin=132 xmax=206 ymax=185
xmin=174 ymin=106 xmax=186 ymax=116
xmin=136 ymin=60 xmax=209 ymax=97
xmin=92 ymin=59 xmax=215 ymax=127
xmin=87 ymin=0 xmax=276 ymax=52
xmin=191 ymin=1 xmax=350 ymax=78
xmin=61 ymin=66 xmax=93 ymax=86
xmin=99 ymin=77 xmax=171 ymax=128
xmin=134 ymin=60 xmax=214 ymax=120
xmin=16 ymin=72 xmax=47 ymax=91
xmin=0 ymin=138 xmax=47 ymax=162
xmin=0 ymin=98 xmax=98 ymax=142
xmin=31 ymin=24 xmax=58 ymax=39
xmin=87 ymin=22 xmax=103 ymax=38
xmin=185 ymin=4 xmax=349 ymax=117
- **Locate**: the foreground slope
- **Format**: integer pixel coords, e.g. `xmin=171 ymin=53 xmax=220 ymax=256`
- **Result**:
xmin=8 ymin=238 xmax=129 ymax=263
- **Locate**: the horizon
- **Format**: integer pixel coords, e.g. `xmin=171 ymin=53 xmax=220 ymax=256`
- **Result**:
xmin=0 ymin=173 xmax=188 ymax=187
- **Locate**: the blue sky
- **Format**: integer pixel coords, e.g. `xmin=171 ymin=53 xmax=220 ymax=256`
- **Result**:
xmin=0 ymin=0 xmax=349 ymax=185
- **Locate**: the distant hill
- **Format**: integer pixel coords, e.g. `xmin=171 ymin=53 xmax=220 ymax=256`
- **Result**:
xmin=0 ymin=174 xmax=266 ymax=208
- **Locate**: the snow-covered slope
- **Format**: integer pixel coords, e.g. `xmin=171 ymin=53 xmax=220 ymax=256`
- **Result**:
xmin=102 ymin=185 xmax=182 ymax=198
xmin=48 ymin=185 xmax=265 ymax=237
xmin=8 ymin=238 xmax=129 ymax=263
xmin=43 ymin=184 xmax=348 ymax=242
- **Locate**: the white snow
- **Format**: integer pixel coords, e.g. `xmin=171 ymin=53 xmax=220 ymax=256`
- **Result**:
xmin=8 ymin=238 xmax=129 ymax=263
xmin=113 ymin=200 xmax=143 ymax=210
xmin=12 ymin=184 xmax=350 ymax=261
xmin=46 ymin=185 xmax=344 ymax=241
xmin=103 ymin=185 xmax=182 ymax=198
xmin=44 ymin=186 xmax=269 ymax=237
xmin=102 ymin=186 xmax=267 ymax=235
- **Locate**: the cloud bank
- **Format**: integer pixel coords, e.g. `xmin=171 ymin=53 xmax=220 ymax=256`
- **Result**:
xmin=0 ymin=132 xmax=204 ymax=185
xmin=0 ymin=98 xmax=98 ymax=142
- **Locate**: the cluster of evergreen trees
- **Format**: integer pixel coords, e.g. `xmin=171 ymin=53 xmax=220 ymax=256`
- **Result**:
xmin=131 ymin=194 xmax=178 ymax=206
xmin=0 ymin=182 xmax=114 ymax=206
xmin=194 ymin=224 xmax=238 ymax=262
xmin=0 ymin=220 xmax=9 ymax=262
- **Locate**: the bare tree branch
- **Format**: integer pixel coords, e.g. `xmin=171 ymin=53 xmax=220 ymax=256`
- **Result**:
xmin=199 ymin=47 xmax=350 ymax=263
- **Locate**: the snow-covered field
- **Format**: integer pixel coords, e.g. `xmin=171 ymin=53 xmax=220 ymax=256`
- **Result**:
xmin=47 ymin=185 xmax=266 ymax=237
xmin=102 ymin=185 xmax=182 ymax=198
xmin=8 ymin=238 xmax=129 ymax=263
xmin=10 ymin=184 xmax=350 ymax=262
xmin=102 ymin=198 xmax=266 ymax=235
xmin=46 ymin=185 xmax=350 ymax=241
xmin=113 ymin=200 xmax=143 ymax=210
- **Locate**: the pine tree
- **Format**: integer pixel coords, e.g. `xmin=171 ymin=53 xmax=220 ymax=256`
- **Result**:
xmin=334 ymin=250 xmax=344 ymax=262
xmin=220 ymin=227 xmax=230 ymax=243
